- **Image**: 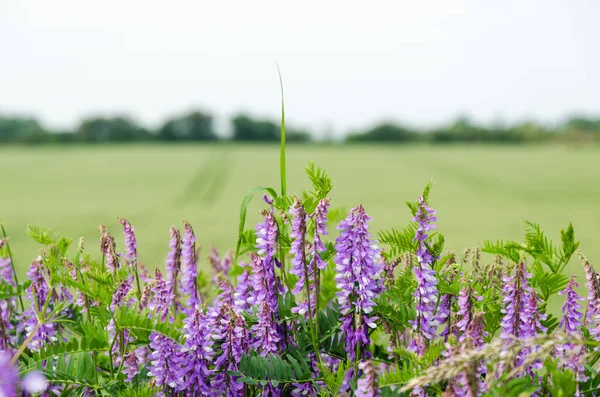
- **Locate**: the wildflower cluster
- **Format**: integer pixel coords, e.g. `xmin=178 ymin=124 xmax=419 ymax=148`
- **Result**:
xmin=0 ymin=165 xmax=598 ymax=397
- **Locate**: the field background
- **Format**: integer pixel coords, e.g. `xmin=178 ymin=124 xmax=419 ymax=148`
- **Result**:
xmin=2 ymin=144 xmax=599 ymax=304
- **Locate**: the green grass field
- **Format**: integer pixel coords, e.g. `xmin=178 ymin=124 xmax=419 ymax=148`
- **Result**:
xmin=2 ymin=144 xmax=599 ymax=287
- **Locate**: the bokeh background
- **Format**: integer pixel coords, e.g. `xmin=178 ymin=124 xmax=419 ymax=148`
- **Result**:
xmin=1 ymin=1 xmax=599 ymax=286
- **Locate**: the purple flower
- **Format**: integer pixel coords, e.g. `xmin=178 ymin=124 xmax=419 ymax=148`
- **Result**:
xmin=289 ymin=198 xmax=309 ymax=295
xmin=294 ymin=199 xmax=331 ymax=319
xmin=212 ymin=307 xmax=248 ymax=396
xmin=100 ymin=225 xmax=119 ymax=273
xmin=0 ymin=350 xmax=18 ymax=397
xmin=410 ymin=196 xmax=439 ymax=346
xmin=263 ymin=194 xmax=274 ymax=205
xmin=454 ymin=312 xmax=487 ymax=396
xmin=456 ymin=287 xmax=481 ymax=341
xmin=165 ymin=226 xmax=181 ymax=295
xmin=249 ymin=252 xmax=279 ymax=318
xmin=148 ymin=333 xmax=182 ymax=391
xmin=0 ymin=302 xmax=14 ymax=349
xmin=436 ymin=294 xmax=452 ymax=340
xmin=209 ymin=246 xmax=233 ymax=284
xmin=560 ymin=277 xmax=584 ymax=333
xmin=356 ymin=360 xmax=380 ymax=397
xmin=22 ymin=258 xmax=56 ymax=350
xmin=0 ymin=256 xmax=14 ymax=286
xmin=517 ymin=290 xmax=548 ymax=372
xmin=233 ymin=267 xmax=253 ymax=312
xmin=111 ymin=276 xmax=134 ymax=311
xmin=22 ymin=370 xmax=48 ymax=394
xmin=523 ymin=290 xmax=547 ymax=338
xmin=148 ymin=269 xmax=173 ymax=322
xmin=122 ymin=351 xmax=141 ymax=382
xmin=556 ymin=276 xmax=587 ymax=383
xmin=181 ymin=222 xmax=200 ymax=309
xmin=255 ymin=210 xmax=278 ymax=272
xmin=311 ymin=198 xmax=330 ymax=271
xmin=334 ymin=205 xmax=383 ymax=360
xmin=251 ymin=301 xmax=280 ymax=356
xmin=221 ymin=251 xmax=232 ymax=277
xmin=500 ymin=262 xmax=532 ymax=341
xmin=583 ymin=258 xmax=600 ymax=340
xmin=501 ymin=262 xmax=547 ymax=373
xmin=119 ymin=218 xmax=138 ymax=263
xmin=178 ymin=308 xmax=214 ymax=395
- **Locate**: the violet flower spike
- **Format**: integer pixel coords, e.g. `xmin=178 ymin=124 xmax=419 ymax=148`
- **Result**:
xmin=119 ymin=218 xmax=138 ymax=263
xmin=178 ymin=308 xmax=214 ymax=394
xmin=251 ymin=301 xmax=280 ymax=356
xmin=435 ymin=294 xmax=451 ymax=340
xmin=583 ymin=257 xmax=600 ymax=334
xmin=111 ymin=276 xmax=134 ymax=311
xmin=122 ymin=351 xmax=141 ymax=382
xmin=0 ymin=351 xmax=19 ymax=397
xmin=289 ymin=198 xmax=309 ymax=295
xmin=100 ymin=225 xmax=119 ymax=273
xmin=233 ymin=267 xmax=253 ymax=312
xmin=556 ymin=276 xmax=588 ymax=383
xmin=410 ymin=196 xmax=439 ymax=346
xmin=456 ymin=286 xmax=481 ymax=341
xmin=181 ymin=222 xmax=200 ymax=309
xmin=560 ymin=276 xmax=584 ymax=334
xmin=523 ymin=290 xmax=547 ymax=338
xmin=249 ymin=252 xmax=279 ymax=316
xmin=255 ymin=210 xmax=278 ymax=270
xmin=356 ymin=360 xmax=381 ymax=397
xmin=499 ymin=261 xmax=532 ymax=341
xmin=311 ymin=198 xmax=330 ymax=271
xmin=148 ymin=269 xmax=173 ymax=322
xmin=0 ymin=256 xmax=14 ymax=286
xmin=21 ymin=257 xmax=56 ymax=350
xmin=212 ymin=308 xmax=248 ymax=396
xmin=455 ymin=312 xmax=487 ymax=396
xmin=148 ymin=333 xmax=182 ymax=391
xmin=165 ymin=226 xmax=181 ymax=294
xmin=334 ymin=205 xmax=383 ymax=360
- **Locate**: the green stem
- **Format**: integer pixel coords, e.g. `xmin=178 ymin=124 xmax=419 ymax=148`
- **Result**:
xmin=133 ymin=260 xmax=142 ymax=299
xmin=10 ymin=320 xmax=42 ymax=365
xmin=1 ymin=225 xmax=25 ymax=311
xmin=116 ymin=329 xmax=126 ymax=376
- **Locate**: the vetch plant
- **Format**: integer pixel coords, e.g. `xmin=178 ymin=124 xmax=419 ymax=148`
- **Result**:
xmin=1 ymin=95 xmax=599 ymax=396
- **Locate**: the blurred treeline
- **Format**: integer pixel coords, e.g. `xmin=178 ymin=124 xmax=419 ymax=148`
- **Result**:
xmin=1 ymin=110 xmax=599 ymax=144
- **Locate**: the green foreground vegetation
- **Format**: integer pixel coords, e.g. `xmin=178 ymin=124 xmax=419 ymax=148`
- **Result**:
xmin=2 ymin=144 xmax=599 ymax=287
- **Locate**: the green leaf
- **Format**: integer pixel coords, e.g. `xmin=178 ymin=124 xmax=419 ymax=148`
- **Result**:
xmin=378 ymin=223 xmax=418 ymax=260
xmin=379 ymin=361 xmax=418 ymax=388
xmin=27 ymin=224 xmax=58 ymax=245
xmin=114 ymin=306 xmax=183 ymax=343
xmin=234 ymin=186 xmax=278 ymax=262
xmin=482 ymin=239 xmax=521 ymax=263
xmin=559 ymin=223 xmax=579 ymax=271
xmin=305 ymin=162 xmax=333 ymax=200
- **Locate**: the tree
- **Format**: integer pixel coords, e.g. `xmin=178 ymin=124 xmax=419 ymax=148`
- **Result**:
xmin=157 ymin=111 xmax=216 ymax=141
xmin=0 ymin=116 xmax=45 ymax=142
xmin=231 ymin=114 xmax=279 ymax=142
xmin=75 ymin=116 xmax=151 ymax=142
xmin=346 ymin=122 xmax=419 ymax=143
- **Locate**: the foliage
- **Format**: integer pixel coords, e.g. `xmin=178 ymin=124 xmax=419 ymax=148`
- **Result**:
xmin=1 ymin=101 xmax=599 ymax=396
xmin=2 ymin=111 xmax=600 ymax=144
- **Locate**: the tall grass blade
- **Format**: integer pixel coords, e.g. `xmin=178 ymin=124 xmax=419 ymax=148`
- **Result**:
xmin=234 ymin=186 xmax=278 ymax=262
xmin=277 ymin=64 xmax=287 ymax=197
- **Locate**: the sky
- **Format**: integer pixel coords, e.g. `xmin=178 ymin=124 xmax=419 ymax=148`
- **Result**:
xmin=1 ymin=0 xmax=599 ymax=136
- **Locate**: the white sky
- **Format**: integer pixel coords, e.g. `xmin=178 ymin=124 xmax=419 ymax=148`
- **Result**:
xmin=1 ymin=0 xmax=599 ymax=136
